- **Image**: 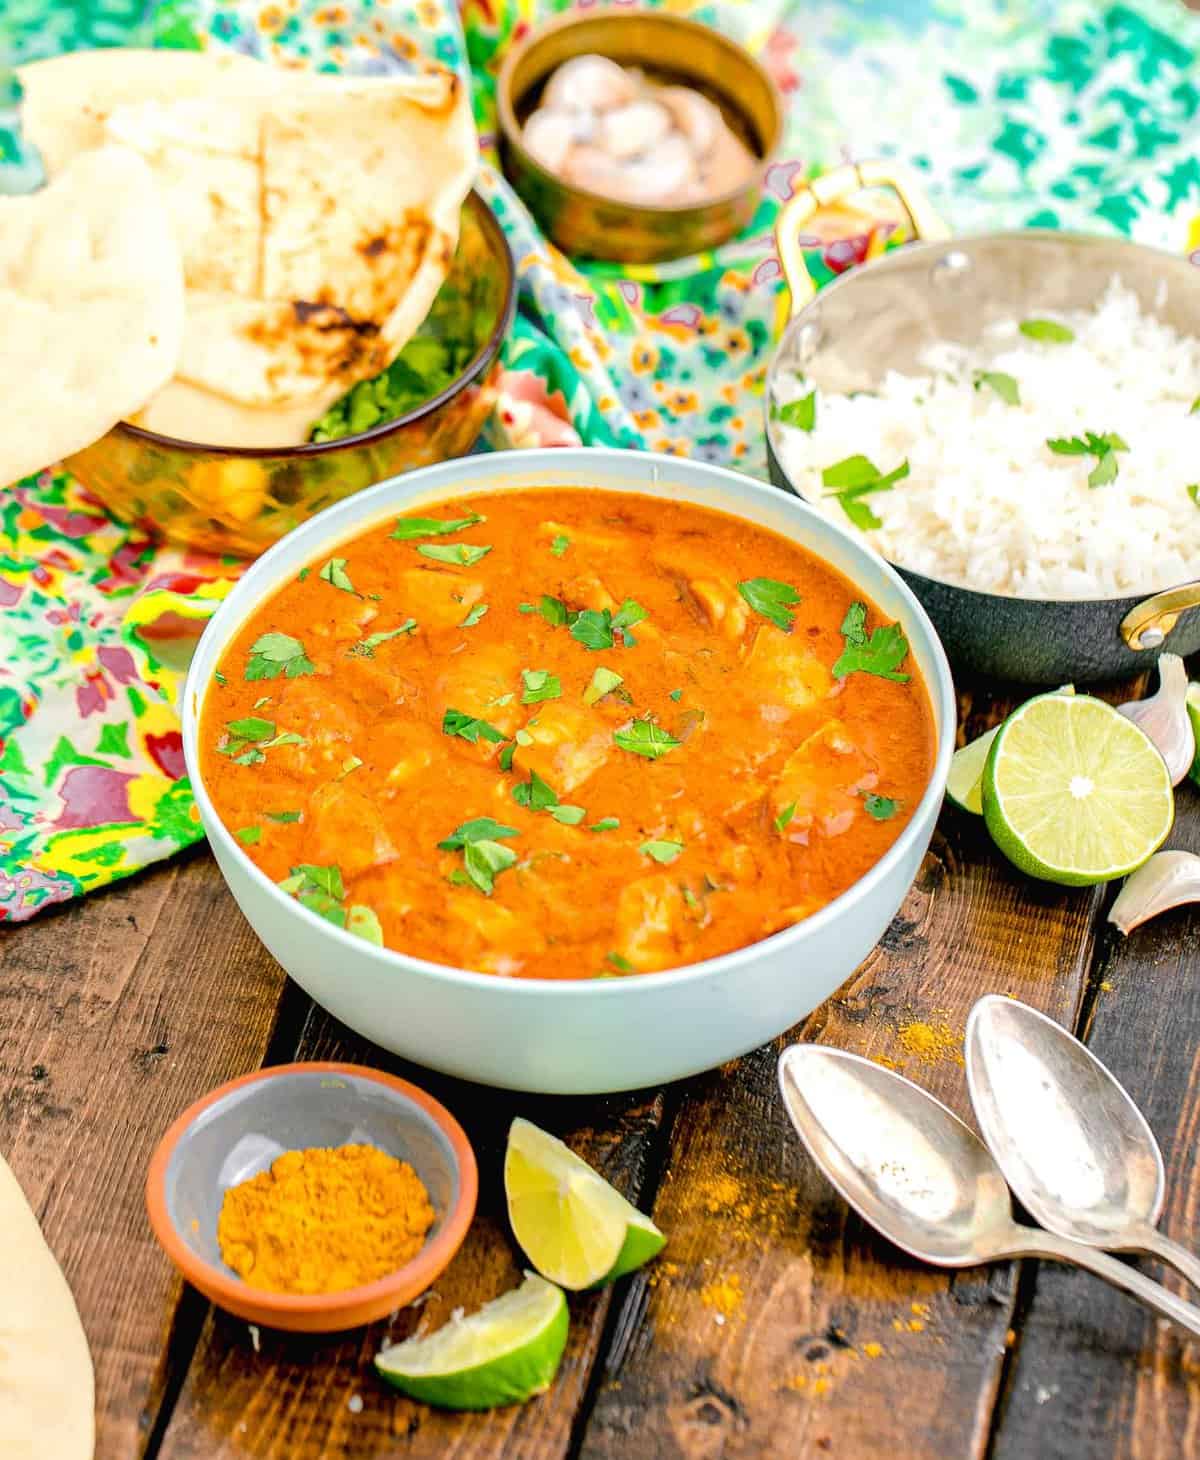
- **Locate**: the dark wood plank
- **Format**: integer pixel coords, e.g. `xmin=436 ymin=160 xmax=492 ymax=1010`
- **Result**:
xmin=0 ymin=853 xmax=292 ymax=1458
xmin=155 ymin=1002 xmax=670 ymax=1459
xmin=991 ymin=789 xmax=1200 ymax=1459
xmin=577 ymin=684 xmax=1104 ymax=1460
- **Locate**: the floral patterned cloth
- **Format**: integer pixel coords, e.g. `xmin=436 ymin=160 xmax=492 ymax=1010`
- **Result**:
xmin=1 ymin=0 xmax=1198 ymax=920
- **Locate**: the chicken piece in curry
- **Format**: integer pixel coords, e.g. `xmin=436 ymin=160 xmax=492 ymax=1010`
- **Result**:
xmin=200 ymin=490 xmax=935 ymax=979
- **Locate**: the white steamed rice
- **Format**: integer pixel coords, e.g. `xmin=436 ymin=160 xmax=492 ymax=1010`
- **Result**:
xmin=773 ymin=278 xmax=1200 ymax=600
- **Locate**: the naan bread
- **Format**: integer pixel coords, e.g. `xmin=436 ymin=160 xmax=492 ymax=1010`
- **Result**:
xmin=0 ymin=144 xmax=185 ymax=487
xmin=0 ymin=1152 xmax=95 ymax=1460
xmin=21 ymin=51 xmax=479 ymax=448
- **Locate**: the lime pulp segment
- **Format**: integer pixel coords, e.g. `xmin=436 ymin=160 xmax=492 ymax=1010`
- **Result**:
xmin=948 ymin=686 xmax=1074 ymax=816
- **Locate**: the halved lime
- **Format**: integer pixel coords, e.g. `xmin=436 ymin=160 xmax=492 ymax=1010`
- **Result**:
xmin=947 ymin=686 xmax=1075 ymax=815
xmin=982 ymin=692 xmax=1173 ymax=885
xmin=1187 ymin=683 xmax=1200 ymax=786
xmin=374 ymin=1272 xmax=568 ymax=1410
xmin=505 ymin=1118 xmax=665 ymax=1291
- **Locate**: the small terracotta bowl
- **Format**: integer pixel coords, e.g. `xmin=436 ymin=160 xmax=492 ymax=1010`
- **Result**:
xmin=146 ymin=1062 xmax=478 ymax=1333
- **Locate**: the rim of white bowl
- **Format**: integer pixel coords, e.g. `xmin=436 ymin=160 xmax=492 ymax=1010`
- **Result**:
xmin=182 ymin=447 xmax=956 ymax=997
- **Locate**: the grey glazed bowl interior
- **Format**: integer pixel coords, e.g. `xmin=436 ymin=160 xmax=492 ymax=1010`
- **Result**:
xmin=161 ymin=1067 xmax=465 ymax=1277
xmin=766 ymin=230 xmax=1200 ymax=683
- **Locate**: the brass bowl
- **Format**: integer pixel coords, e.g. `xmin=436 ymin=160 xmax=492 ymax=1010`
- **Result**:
xmin=497 ymin=9 xmax=782 ymax=264
xmin=65 ymin=192 xmax=515 ymax=559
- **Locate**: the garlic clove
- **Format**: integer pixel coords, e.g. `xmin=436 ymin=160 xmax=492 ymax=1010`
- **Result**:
xmin=542 ymin=54 xmax=637 ymax=113
xmin=598 ymin=100 xmax=673 ymax=160
xmin=657 ymin=86 xmax=724 ymax=157
xmin=1108 ymin=850 xmax=1200 ymax=934
xmin=1117 ymin=652 xmax=1194 ymax=786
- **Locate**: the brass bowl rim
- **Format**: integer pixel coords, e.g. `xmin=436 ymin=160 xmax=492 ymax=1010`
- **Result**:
xmin=496 ymin=6 xmax=784 ymax=220
xmin=111 ymin=190 xmax=516 ymax=461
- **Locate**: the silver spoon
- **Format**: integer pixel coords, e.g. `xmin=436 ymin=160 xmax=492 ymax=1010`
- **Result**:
xmin=966 ymin=994 xmax=1200 ymax=1291
xmin=777 ymin=1043 xmax=1200 ymax=1336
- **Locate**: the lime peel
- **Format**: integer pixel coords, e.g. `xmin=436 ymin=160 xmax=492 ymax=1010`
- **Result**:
xmin=374 ymin=1272 xmax=568 ymax=1410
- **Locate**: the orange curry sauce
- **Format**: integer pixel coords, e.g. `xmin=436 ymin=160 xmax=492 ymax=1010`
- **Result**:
xmin=200 ymin=490 xmax=935 ymax=979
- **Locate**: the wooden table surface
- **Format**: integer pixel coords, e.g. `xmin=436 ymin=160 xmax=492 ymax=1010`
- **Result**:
xmin=5 ymin=673 xmax=1200 ymax=1460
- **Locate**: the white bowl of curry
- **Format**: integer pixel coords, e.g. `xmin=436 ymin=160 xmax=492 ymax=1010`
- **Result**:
xmin=182 ymin=449 xmax=955 ymax=1094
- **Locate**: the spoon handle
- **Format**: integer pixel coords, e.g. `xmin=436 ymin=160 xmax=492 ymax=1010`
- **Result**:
xmin=1131 ymin=1226 xmax=1200 ymax=1295
xmin=1005 ymin=1227 xmax=1200 ymax=1338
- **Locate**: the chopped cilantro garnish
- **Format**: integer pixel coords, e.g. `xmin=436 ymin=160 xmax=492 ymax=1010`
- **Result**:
xmin=548 ymin=804 xmax=586 ymax=825
xmin=1189 ymin=484 xmax=1200 ymax=508
xmin=391 ymin=512 xmax=484 ymax=540
xmin=973 ymin=370 xmax=1020 ymax=406
xmin=614 ymin=717 xmax=681 ymax=760
xmin=570 ymin=598 xmax=647 ymax=651
xmin=775 ymin=390 xmax=816 ymax=432
xmin=349 ymin=619 xmax=417 ymax=657
xmin=1046 ymin=431 xmax=1128 ymax=488
xmin=438 ymin=818 xmax=520 ymax=850
xmin=833 ymin=601 xmax=910 ymax=682
xmin=774 ymin=802 xmax=796 ymax=832
xmin=266 ymin=810 xmax=302 ymax=823
xmin=640 ymin=839 xmax=684 ymax=864
xmin=512 ymin=768 xmax=560 ymax=812
xmin=346 ymin=904 xmax=384 ymax=945
xmin=462 ymin=840 xmax=518 ymax=896
xmin=498 ymin=741 xmax=517 ymax=772
xmin=417 ymin=542 xmax=492 ymax=567
xmin=460 ymin=603 xmax=489 ymax=628
xmin=260 ymin=731 xmax=306 ymax=751
xmin=583 ymin=666 xmax=624 ymax=706
xmin=235 ymin=825 xmax=261 ymax=845
xmin=550 ymin=534 xmax=570 ymax=557
xmin=226 ymin=716 xmax=275 ymax=742
xmin=213 ymin=670 xmax=226 ymax=686
xmin=297 ymin=568 xmax=310 ymax=583
xmin=520 ymin=594 xmax=569 ymax=625
xmin=1019 ymin=318 xmax=1075 ymax=343
xmin=606 ymin=952 xmax=635 ymax=973
xmin=442 ymin=708 xmax=506 ymax=745
xmin=1191 ymin=396 xmax=1200 ymax=415
xmin=669 ymin=688 xmax=682 ymax=702
xmin=318 ymin=557 xmax=356 ymax=594
xmin=821 ymin=455 xmax=909 ymax=530
xmin=589 ymin=817 xmax=620 ymax=832
xmin=245 ymin=631 xmax=314 ymax=681
xmin=521 ymin=669 xmax=562 ymax=705
xmin=737 ymin=578 xmax=802 ymax=633
xmin=864 ymin=793 xmax=898 ymax=820
xmin=277 ymin=864 xmax=347 ymax=926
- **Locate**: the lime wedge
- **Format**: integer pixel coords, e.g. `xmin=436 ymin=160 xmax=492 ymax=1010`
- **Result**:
xmin=1187 ymin=683 xmax=1200 ymax=786
xmin=982 ymin=692 xmax=1173 ymax=885
xmin=948 ymin=685 xmax=1075 ymax=815
xmin=505 ymin=1118 xmax=665 ymax=1291
xmin=374 ymin=1273 xmax=568 ymax=1410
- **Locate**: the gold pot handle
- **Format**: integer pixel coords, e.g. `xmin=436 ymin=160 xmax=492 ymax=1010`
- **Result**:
xmin=1120 ymin=581 xmax=1200 ymax=651
xmin=776 ymin=160 xmax=952 ymax=316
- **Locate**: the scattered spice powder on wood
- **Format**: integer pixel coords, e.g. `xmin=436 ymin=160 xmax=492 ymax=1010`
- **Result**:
xmin=699 ymin=1273 xmax=743 ymax=1317
xmin=896 ymin=1017 xmax=963 ymax=1066
xmin=217 ymin=1143 xmax=435 ymax=1296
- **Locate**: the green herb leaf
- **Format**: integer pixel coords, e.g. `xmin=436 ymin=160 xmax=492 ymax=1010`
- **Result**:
xmin=737 ymin=577 xmax=802 ymax=633
xmin=245 ymin=632 xmax=314 ymax=682
xmin=521 ymin=669 xmax=562 ymax=705
xmin=973 ymin=370 xmax=1021 ymax=406
xmin=214 ymin=670 xmax=226 ymax=686
xmin=669 ymin=688 xmax=682 ymax=702
xmin=460 ymin=603 xmax=489 ymax=628
xmin=776 ymin=390 xmax=816 ymax=432
xmin=864 ymin=793 xmax=898 ymax=820
xmin=498 ymin=741 xmax=517 ymax=772
xmin=520 ymin=594 xmax=569 ymax=626
xmin=774 ymin=802 xmax=796 ymax=832
xmin=319 ymin=557 xmax=356 ymax=594
xmin=614 ymin=717 xmax=681 ymax=760
xmin=1045 ymin=435 xmax=1090 ymax=456
xmin=640 ymin=838 xmax=684 ymax=864
xmin=550 ymin=534 xmax=570 ymax=557
xmin=349 ymin=619 xmax=418 ymax=657
xmin=297 ymin=568 xmax=310 ymax=583
xmin=346 ymin=904 xmax=384 ymax=945
xmin=548 ymin=804 xmax=586 ymax=825
xmin=266 ymin=810 xmax=302 ymax=823
xmin=836 ymin=495 xmax=884 ymax=530
xmin=226 ymin=716 xmax=275 ymax=742
xmin=1188 ymin=484 xmax=1200 ymax=508
xmin=1047 ymin=431 xmax=1127 ymax=488
xmin=1088 ymin=451 xmax=1119 ymax=489
xmin=589 ymin=817 xmax=620 ymax=832
xmin=417 ymin=542 xmax=492 ymax=567
xmin=821 ymin=455 xmax=882 ymax=490
xmin=512 ymin=768 xmax=560 ymax=812
xmin=235 ymin=825 xmax=261 ymax=845
xmin=278 ymin=863 xmax=347 ymax=924
xmin=443 ymin=708 xmax=506 ymax=745
xmin=1020 ymin=318 xmax=1075 ymax=343
xmin=1191 ymin=396 xmax=1200 ymax=415
xmin=612 ymin=599 xmax=648 ymax=640
xmin=570 ymin=609 xmax=614 ymax=651
xmin=463 ymin=839 xmax=518 ymax=896
xmin=259 ymin=731 xmax=306 ymax=750
xmin=606 ymin=952 xmax=635 ymax=973
xmin=833 ymin=601 xmax=911 ymax=682
xmin=583 ymin=666 xmax=624 ymax=706
xmin=294 ymin=864 xmax=344 ymax=899
xmin=391 ymin=512 xmax=484 ymax=540
xmin=438 ymin=818 xmax=520 ymax=851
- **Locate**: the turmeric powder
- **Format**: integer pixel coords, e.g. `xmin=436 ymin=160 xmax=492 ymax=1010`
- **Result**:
xmin=217 ymin=1143 xmax=435 ymax=1296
